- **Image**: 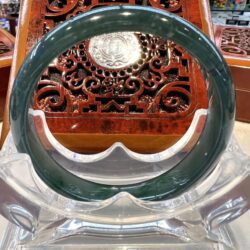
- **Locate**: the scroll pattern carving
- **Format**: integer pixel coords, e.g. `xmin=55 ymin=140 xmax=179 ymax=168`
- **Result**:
xmin=41 ymin=0 xmax=184 ymax=35
xmin=44 ymin=0 xmax=183 ymax=22
xmin=33 ymin=0 xmax=204 ymax=118
xmin=25 ymin=0 xmax=209 ymax=138
xmin=219 ymin=27 xmax=250 ymax=57
xmin=34 ymin=34 xmax=195 ymax=116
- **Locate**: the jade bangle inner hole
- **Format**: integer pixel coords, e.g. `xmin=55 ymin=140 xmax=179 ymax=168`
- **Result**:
xmin=29 ymin=31 xmax=208 ymax=186
xmin=10 ymin=6 xmax=234 ymax=201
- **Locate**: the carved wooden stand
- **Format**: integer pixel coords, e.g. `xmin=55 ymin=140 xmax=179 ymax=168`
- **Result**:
xmin=214 ymin=25 xmax=250 ymax=122
xmin=1 ymin=0 xmax=213 ymax=152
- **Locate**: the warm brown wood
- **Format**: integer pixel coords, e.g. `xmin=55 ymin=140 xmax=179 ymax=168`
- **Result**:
xmin=1 ymin=0 xmax=213 ymax=152
xmin=34 ymin=37 xmax=208 ymax=137
xmin=214 ymin=25 xmax=250 ymax=122
xmin=53 ymin=134 xmax=181 ymax=154
xmin=0 ymin=28 xmax=14 ymax=122
xmin=214 ymin=26 xmax=250 ymax=65
xmin=0 ymin=67 xmax=11 ymax=121
xmin=0 ymin=0 xmax=32 ymax=147
xmin=230 ymin=66 xmax=250 ymax=122
xmin=235 ymin=89 xmax=250 ymax=123
xmin=0 ymin=28 xmax=14 ymax=67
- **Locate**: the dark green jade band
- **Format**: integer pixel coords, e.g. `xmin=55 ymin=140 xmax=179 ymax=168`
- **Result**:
xmin=10 ymin=6 xmax=235 ymax=201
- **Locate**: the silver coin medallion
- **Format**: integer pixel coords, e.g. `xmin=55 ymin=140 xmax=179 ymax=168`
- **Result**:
xmin=88 ymin=32 xmax=141 ymax=69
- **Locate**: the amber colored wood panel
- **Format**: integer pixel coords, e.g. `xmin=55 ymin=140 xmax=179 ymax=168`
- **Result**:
xmin=53 ymin=134 xmax=181 ymax=154
xmin=230 ymin=66 xmax=250 ymax=91
xmin=230 ymin=66 xmax=250 ymax=122
xmin=0 ymin=0 xmax=32 ymax=147
xmin=0 ymin=28 xmax=14 ymax=68
xmin=0 ymin=0 xmax=212 ymax=152
xmin=214 ymin=25 xmax=250 ymax=66
xmin=214 ymin=25 xmax=250 ymax=122
xmin=235 ymin=89 xmax=250 ymax=123
xmin=0 ymin=67 xmax=11 ymax=121
xmin=0 ymin=28 xmax=14 ymax=122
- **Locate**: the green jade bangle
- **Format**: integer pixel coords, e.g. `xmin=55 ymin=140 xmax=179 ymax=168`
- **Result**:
xmin=10 ymin=6 xmax=235 ymax=201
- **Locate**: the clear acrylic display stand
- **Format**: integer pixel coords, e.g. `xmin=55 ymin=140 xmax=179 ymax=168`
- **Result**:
xmin=0 ymin=129 xmax=249 ymax=249
xmin=3 ymin=5 xmax=248 ymax=249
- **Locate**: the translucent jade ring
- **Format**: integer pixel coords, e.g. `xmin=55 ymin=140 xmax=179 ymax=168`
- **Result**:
xmin=10 ymin=6 xmax=235 ymax=201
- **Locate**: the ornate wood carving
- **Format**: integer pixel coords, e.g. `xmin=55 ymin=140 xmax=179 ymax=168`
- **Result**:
xmin=215 ymin=26 xmax=250 ymax=58
xmin=220 ymin=27 xmax=250 ymax=58
xmin=214 ymin=25 xmax=250 ymax=123
xmin=18 ymin=0 xmax=209 ymax=152
xmin=34 ymin=35 xmax=198 ymax=119
xmin=27 ymin=0 xmax=187 ymax=50
xmin=43 ymin=0 xmax=183 ymax=30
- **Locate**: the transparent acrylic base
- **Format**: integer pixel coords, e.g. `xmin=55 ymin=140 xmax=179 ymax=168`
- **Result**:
xmin=0 ymin=222 xmax=238 ymax=250
xmin=0 ymin=133 xmax=249 ymax=249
